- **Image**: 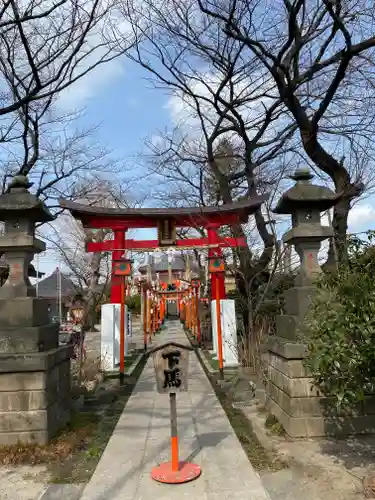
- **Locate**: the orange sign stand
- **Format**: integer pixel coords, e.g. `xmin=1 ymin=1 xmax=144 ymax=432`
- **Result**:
xmin=151 ymin=392 xmax=201 ymax=483
xmin=150 ymin=343 xmax=201 ymax=484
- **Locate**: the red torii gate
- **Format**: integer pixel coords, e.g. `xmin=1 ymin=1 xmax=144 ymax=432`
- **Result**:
xmin=59 ymin=197 xmax=267 ymax=301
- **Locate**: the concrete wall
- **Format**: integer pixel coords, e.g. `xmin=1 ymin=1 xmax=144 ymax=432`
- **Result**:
xmin=46 ymin=301 xmax=69 ymax=322
xmin=101 ymin=303 xmax=128 ymax=371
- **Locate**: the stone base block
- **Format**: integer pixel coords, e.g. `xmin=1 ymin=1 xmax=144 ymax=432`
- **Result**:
xmin=0 ymin=297 xmax=50 ymax=328
xmin=267 ymin=336 xmax=308 ymax=360
xmin=275 ymin=315 xmax=301 ymax=341
xmin=0 ymin=346 xmax=71 ymax=445
xmin=266 ymin=336 xmax=375 ymax=437
xmin=265 ymin=396 xmax=375 ymax=438
xmin=0 ymin=323 xmax=59 ymax=353
xmin=283 ymin=286 xmax=316 ymax=318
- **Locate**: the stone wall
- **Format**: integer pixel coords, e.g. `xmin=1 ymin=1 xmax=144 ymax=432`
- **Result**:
xmin=0 ymin=346 xmax=71 ymax=445
xmin=266 ymin=337 xmax=375 ymax=437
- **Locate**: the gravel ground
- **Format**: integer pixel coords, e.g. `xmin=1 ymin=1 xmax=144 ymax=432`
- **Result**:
xmin=244 ymin=405 xmax=370 ymax=500
xmin=0 ymin=466 xmax=47 ymax=500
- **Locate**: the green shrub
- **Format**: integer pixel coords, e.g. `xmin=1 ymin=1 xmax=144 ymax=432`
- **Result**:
xmin=256 ymin=273 xmax=295 ymax=316
xmin=125 ymin=295 xmax=141 ymax=314
xmin=304 ymin=231 xmax=375 ymax=409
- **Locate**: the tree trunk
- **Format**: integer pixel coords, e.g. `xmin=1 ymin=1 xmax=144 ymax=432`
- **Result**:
xmin=208 ymin=152 xmax=276 ymax=363
xmin=326 ymin=196 xmax=351 ymax=267
xmin=83 ymin=251 xmax=101 ymax=330
xmin=300 ymin=127 xmax=362 ymax=265
xmin=274 ymin=87 xmax=364 ymax=266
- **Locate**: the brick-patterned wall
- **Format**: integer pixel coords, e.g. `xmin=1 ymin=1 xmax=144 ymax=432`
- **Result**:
xmin=266 ymin=340 xmax=375 ymax=437
xmin=0 ymin=347 xmax=71 ymax=445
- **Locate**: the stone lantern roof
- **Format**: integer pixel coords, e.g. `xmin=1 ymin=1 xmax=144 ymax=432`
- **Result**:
xmin=273 ymin=167 xmax=341 ymax=214
xmin=0 ymin=175 xmax=54 ymax=222
xmin=0 ymin=175 xmax=54 ymax=299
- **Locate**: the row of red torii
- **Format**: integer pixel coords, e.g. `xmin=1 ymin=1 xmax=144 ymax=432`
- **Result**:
xmin=60 ymin=195 xmax=267 ymax=376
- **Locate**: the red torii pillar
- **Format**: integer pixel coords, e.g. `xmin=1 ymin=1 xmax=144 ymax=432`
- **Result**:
xmin=110 ymin=230 xmax=126 ymax=303
xmin=207 ymin=225 xmax=226 ymax=300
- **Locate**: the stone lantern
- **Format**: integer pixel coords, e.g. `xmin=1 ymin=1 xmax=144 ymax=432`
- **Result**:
xmin=0 ymin=175 xmax=71 ymax=445
xmin=272 ymin=166 xmax=341 ymax=340
xmin=0 ymin=175 xmax=56 ymax=351
xmin=264 ymin=167 xmax=346 ymax=438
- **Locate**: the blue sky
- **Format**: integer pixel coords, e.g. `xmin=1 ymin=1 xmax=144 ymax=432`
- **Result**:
xmin=73 ymin=62 xmax=170 ymax=159
xmin=38 ymin=58 xmax=171 ymax=276
xmin=35 ymin=56 xmax=375 ymax=279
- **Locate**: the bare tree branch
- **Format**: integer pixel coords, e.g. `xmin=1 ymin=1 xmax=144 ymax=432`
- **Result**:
xmin=0 ymin=0 xmax=136 ymax=117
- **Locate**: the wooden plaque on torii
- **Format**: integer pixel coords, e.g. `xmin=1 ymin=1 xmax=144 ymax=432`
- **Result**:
xmin=157 ymin=219 xmax=176 ymax=247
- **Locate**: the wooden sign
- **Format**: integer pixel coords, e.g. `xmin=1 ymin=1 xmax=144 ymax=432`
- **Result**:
xmin=208 ymin=257 xmax=224 ymax=273
xmin=157 ymin=219 xmax=176 ymax=246
xmin=113 ymin=259 xmax=133 ymax=276
xmin=127 ymin=311 xmax=132 ymax=337
xmin=150 ymin=342 xmax=193 ymax=393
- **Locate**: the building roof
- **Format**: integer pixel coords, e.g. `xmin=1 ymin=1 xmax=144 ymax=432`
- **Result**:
xmin=37 ymin=269 xmax=78 ymax=299
xmin=138 ymin=253 xmax=200 ymax=274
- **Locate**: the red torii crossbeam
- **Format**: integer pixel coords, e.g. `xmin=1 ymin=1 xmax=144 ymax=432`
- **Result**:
xmin=86 ymin=236 xmax=247 ymax=253
xmin=59 ymin=198 xmax=267 ymax=229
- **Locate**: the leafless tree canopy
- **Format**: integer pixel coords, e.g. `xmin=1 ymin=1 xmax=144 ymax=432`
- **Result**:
xmin=197 ymin=0 xmax=375 ymax=262
xmin=123 ymin=0 xmax=375 ymax=266
xmin=0 ymin=1 xmax=136 ymax=211
xmin=124 ymin=0 xmax=302 ymax=281
xmin=0 ymin=0 xmax=132 ymax=116
xmin=1 ymin=106 xmax=131 ymax=212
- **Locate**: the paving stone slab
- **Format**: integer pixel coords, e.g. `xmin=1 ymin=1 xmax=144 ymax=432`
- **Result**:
xmin=39 ymin=484 xmax=85 ymax=500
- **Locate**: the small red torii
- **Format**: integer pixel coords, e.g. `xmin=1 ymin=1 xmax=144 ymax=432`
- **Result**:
xmin=59 ymin=197 xmax=267 ymax=302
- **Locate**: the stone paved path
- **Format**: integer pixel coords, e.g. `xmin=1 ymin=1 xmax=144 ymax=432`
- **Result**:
xmin=79 ymin=320 xmax=271 ymax=500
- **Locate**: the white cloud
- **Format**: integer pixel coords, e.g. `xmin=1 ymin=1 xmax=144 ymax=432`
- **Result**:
xmin=57 ymin=59 xmax=125 ymax=110
xmin=54 ymin=7 xmax=133 ymax=109
xmin=165 ymin=70 xmax=280 ymax=142
xmin=149 ymin=133 xmax=166 ymax=149
xmin=348 ymin=203 xmax=375 ymax=230
xmin=321 ymin=211 xmax=331 ymax=227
